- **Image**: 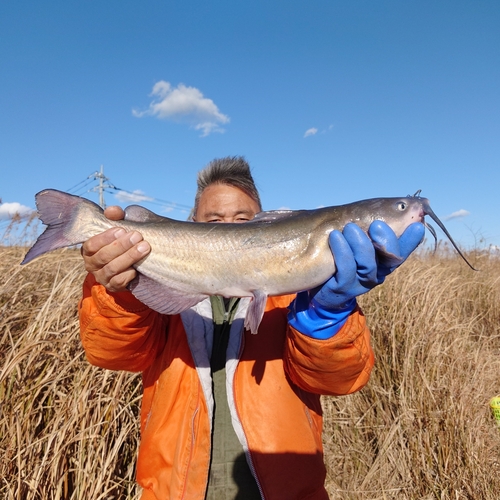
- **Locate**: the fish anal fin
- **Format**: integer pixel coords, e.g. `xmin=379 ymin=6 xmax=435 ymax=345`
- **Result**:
xmin=128 ymin=273 xmax=206 ymax=315
xmin=244 ymin=290 xmax=268 ymax=334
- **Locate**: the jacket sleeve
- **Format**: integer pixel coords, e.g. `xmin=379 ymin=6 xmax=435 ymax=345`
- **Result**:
xmin=284 ymin=304 xmax=375 ymax=396
xmin=79 ymin=273 xmax=169 ymax=372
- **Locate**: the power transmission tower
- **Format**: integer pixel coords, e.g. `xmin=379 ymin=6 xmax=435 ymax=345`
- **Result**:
xmin=89 ymin=165 xmax=116 ymax=208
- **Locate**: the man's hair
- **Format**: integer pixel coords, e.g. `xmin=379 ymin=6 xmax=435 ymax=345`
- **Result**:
xmin=192 ymin=156 xmax=262 ymax=218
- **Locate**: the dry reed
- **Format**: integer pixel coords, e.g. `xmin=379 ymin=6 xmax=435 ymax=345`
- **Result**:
xmin=1 ymin=247 xmax=141 ymax=500
xmin=1 ymin=242 xmax=499 ymax=499
xmin=323 ymin=249 xmax=500 ymax=499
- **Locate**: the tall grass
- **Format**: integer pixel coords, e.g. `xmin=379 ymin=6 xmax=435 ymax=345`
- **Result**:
xmin=1 ymin=240 xmax=499 ymax=499
xmin=323 ymin=249 xmax=500 ymax=499
xmin=1 ymin=247 xmax=141 ymax=500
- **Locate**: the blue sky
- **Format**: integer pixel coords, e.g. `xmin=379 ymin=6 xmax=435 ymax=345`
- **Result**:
xmin=1 ymin=1 xmax=499 ymax=250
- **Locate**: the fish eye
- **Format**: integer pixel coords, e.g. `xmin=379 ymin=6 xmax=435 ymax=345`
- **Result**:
xmin=397 ymin=202 xmax=407 ymax=211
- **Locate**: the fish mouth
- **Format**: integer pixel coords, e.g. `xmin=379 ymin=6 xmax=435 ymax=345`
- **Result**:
xmin=411 ymin=190 xmax=477 ymax=271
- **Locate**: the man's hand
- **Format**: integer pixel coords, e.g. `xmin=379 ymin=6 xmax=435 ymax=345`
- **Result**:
xmin=81 ymin=206 xmax=151 ymax=292
xmin=288 ymin=221 xmax=425 ymax=339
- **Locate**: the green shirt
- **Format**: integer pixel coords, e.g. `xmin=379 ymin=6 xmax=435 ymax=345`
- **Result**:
xmin=205 ymin=296 xmax=261 ymax=500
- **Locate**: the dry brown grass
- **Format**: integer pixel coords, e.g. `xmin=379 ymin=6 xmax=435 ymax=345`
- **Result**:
xmin=323 ymin=250 xmax=500 ymax=499
xmin=1 ymin=243 xmax=500 ymax=499
xmin=1 ymin=247 xmax=141 ymax=500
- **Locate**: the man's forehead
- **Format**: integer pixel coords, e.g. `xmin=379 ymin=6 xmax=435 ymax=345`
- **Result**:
xmin=199 ymin=185 xmax=259 ymax=209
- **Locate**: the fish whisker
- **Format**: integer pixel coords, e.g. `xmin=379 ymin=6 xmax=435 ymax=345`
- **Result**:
xmin=423 ymin=220 xmax=438 ymax=251
xmin=418 ymin=196 xmax=478 ymax=271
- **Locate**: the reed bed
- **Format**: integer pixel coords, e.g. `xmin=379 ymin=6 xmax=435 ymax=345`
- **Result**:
xmin=1 ymin=248 xmax=141 ymax=500
xmin=323 ymin=249 xmax=500 ymax=499
xmin=1 ymin=243 xmax=499 ymax=499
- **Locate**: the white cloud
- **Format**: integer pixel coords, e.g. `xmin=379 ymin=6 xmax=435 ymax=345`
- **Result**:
xmin=0 ymin=202 xmax=33 ymax=220
xmin=444 ymin=209 xmax=470 ymax=221
xmin=133 ymin=81 xmax=230 ymax=136
xmin=114 ymin=190 xmax=154 ymax=204
xmin=304 ymin=128 xmax=318 ymax=138
xmin=304 ymin=124 xmax=336 ymax=137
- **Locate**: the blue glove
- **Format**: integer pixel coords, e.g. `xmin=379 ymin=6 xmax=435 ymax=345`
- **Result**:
xmin=288 ymin=221 xmax=425 ymax=339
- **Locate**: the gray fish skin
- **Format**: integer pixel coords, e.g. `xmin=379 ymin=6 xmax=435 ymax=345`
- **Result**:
xmin=21 ymin=189 xmax=432 ymax=333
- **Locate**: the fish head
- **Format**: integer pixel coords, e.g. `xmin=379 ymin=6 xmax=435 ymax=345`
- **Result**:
xmin=374 ymin=191 xmax=477 ymax=271
xmin=347 ymin=195 xmax=426 ymax=237
xmin=382 ymin=196 xmax=426 ymax=236
xmin=348 ymin=192 xmax=476 ymax=270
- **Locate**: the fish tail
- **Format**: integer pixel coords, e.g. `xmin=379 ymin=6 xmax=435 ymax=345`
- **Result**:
xmin=21 ymin=189 xmax=101 ymax=265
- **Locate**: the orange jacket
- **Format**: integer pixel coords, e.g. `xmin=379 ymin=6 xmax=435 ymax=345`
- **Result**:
xmin=79 ymin=274 xmax=374 ymax=500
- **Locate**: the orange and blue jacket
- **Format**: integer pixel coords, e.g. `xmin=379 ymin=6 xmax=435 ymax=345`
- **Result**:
xmin=79 ymin=274 xmax=375 ymax=500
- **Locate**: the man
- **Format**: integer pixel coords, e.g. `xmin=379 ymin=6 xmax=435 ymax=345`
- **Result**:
xmin=79 ymin=157 xmax=424 ymax=499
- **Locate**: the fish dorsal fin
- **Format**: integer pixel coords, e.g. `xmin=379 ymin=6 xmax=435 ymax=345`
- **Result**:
xmin=250 ymin=210 xmax=297 ymax=223
xmin=128 ymin=273 xmax=206 ymax=315
xmin=124 ymin=205 xmax=167 ymax=223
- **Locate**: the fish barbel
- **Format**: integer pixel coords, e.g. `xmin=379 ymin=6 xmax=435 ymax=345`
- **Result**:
xmin=21 ymin=189 xmax=475 ymax=333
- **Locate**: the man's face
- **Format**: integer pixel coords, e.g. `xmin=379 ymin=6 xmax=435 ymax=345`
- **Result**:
xmin=194 ymin=184 xmax=260 ymax=223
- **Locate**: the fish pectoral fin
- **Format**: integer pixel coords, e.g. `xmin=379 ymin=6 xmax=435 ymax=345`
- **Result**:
xmin=128 ymin=273 xmax=206 ymax=315
xmin=373 ymin=243 xmax=405 ymax=269
xmin=124 ymin=205 xmax=170 ymax=223
xmin=244 ymin=290 xmax=268 ymax=334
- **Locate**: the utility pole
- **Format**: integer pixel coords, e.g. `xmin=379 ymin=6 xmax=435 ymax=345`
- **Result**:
xmin=98 ymin=164 xmax=105 ymax=208
xmin=90 ymin=165 xmax=114 ymax=208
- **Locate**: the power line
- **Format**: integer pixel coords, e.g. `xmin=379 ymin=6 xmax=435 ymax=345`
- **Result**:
xmin=68 ymin=165 xmax=192 ymax=213
xmin=67 ymin=177 xmax=97 ymax=197
xmin=106 ymin=186 xmax=192 ymax=211
xmin=66 ymin=176 xmax=95 ymax=193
